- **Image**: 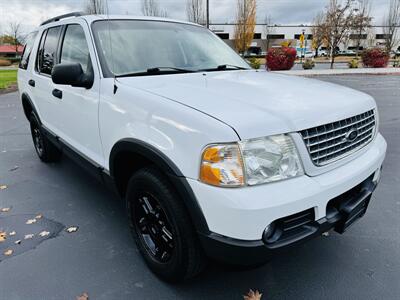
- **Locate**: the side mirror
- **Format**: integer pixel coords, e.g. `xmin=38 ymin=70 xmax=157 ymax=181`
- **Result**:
xmin=51 ymin=63 xmax=93 ymax=89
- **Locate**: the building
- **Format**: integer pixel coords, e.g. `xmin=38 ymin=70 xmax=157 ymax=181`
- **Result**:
xmin=0 ymin=45 xmax=24 ymax=57
xmin=210 ymin=24 xmax=399 ymax=54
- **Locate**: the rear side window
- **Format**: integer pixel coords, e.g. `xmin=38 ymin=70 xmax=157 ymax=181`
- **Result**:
xmin=37 ymin=26 xmax=61 ymax=75
xmin=60 ymin=24 xmax=91 ymax=73
xmin=19 ymin=31 xmax=38 ymax=70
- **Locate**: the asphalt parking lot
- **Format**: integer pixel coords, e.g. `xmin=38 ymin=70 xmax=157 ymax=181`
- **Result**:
xmin=0 ymin=75 xmax=399 ymax=300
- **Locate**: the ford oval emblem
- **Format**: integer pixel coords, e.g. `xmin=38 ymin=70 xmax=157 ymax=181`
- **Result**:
xmin=345 ymin=129 xmax=358 ymax=142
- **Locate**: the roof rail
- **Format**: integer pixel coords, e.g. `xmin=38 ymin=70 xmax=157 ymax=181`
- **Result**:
xmin=40 ymin=12 xmax=84 ymax=26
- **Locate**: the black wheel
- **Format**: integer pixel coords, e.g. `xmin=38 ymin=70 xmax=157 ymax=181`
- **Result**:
xmin=126 ymin=167 xmax=206 ymax=282
xmin=29 ymin=112 xmax=61 ymax=163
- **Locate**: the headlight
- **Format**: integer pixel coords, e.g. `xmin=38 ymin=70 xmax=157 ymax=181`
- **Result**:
xmin=240 ymin=135 xmax=304 ymax=185
xmin=200 ymin=134 xmax=303 ymax=187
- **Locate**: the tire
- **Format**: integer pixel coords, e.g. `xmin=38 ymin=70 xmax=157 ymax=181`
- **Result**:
xmin=126 ymin=167 xmax=206 ymax=282
xmin=29 ymin=112 xmax=62 ymax=163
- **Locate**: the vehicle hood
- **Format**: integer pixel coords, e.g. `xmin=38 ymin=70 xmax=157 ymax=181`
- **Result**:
xmin=117 ymin=70 xmax=376 ymax=140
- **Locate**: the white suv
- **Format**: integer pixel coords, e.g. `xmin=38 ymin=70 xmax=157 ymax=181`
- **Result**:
xmin=18 ymin=13 xmax=387 ymax=281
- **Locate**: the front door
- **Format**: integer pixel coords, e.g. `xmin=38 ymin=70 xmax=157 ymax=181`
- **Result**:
xmin=53 ymin=21 xmax=104 ymax=166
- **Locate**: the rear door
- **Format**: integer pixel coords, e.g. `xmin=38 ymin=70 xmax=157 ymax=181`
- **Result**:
xmin=54 ymin=21 xmax=103 ymax=165
xmin=31 ymin=25 xmax=63 ymax=134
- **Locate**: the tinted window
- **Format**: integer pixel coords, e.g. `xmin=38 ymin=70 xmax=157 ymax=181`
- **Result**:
xmin=60 ymin=25 xmax=91 ymax=73
xmin=38 ymin=26 xmax=61 ymax=75
xmin=19 ymin=31 xmax=38 ymax=70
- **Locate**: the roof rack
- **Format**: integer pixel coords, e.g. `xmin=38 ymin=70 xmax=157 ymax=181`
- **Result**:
xmin=40 ymin=12 xmax=84 ymax=26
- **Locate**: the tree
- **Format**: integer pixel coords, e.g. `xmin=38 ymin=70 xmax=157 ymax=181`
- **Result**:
xmin=8 ymin=22 xmax=23 ymax=57
xmin=383 ymin=0 xmax=400 ymax=53
xmin=233 ymin=0 xmax=257 ymax=55
xmin=84 ymin=0 xmax=106 ymax=15
xmin=321 ymin=0 xmax=357 ymax=69
xmin=262 ymin=15 xmax=274 ymax=51
xmin=351 ymin=0 xmax=372 ymax=56
xmin=311 ymin=12 xmax=326 ymax=57
xmin=141 ymin=0 xmax=168 ymax=17
xmin=186 ymin=0 xmax=205 ymax=25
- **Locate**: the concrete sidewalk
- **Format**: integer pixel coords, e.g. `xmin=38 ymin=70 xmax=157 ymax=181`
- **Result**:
xmin=274 ymin=67 xmax=400 ymax=76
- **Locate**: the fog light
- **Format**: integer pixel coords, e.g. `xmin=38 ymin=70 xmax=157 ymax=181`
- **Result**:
xmin=263 ymin=222 xmax=276 ymax=241
xmin=373 ymin=167 xmax=382 ymax=184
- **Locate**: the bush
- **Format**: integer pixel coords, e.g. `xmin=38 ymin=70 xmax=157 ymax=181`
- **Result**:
xmin=266 ymin=47 xmax=297 ymax=71
xmin=247 ymin=57 xmax=261 ymax=69
xmin=361 ymin=48 xmax=389 ymax=68
xmin=348 ymin=58 xmax=360 ymax=69
xmin=0 ymin=59 xmax=12 ymax=67
xmin=302 ymin=58 xmax=315 ymax=70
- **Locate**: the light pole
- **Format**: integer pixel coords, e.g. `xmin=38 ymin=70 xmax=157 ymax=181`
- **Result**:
xmin=206 ymin=0 xmax=210 ymax=29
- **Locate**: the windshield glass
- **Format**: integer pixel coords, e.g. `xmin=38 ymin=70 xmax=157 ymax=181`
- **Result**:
xmin=92 ymin=20 xmax=249 ymax=76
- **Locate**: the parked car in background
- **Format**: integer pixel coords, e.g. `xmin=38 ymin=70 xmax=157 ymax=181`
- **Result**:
xmin=18 ymin=13 xmax=387 ymax=282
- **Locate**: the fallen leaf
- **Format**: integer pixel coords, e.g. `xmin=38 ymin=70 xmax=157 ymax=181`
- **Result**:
xmin=8 ymin=166 xmax=18 ymax=172
xmin=1 ymin=207 xmax=11 ymax=212
xmin=0 ymin=185 xmax=7 ymax=190
xmin=66 ymin=226 xmax=79 ymax=233
xmin=14 ymin=240 xmax=21 ymax=245
xmin=244 ymin=289 xmax=262 ymax=300
xmin=39 ymin=231 xmax=50 ymax=237
xmin=35 ymin=214 xmax=43 ymax=219
xmin=26 ymin=218 xmax=37 ymax=225
xmin=9 ymin=231 xmax=16 ymax=236
xmin=4 ymin=249 xmax=13 ymax=256
xmin=0 ymin=231 xmax=6 ymax=242
xmin=76 ymin=292 xmax=89 ymax=300
xmin=24 ymin=234 xmax=34 ymax=239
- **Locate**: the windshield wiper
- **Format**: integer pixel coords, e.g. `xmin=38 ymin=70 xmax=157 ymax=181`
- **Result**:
xmin=115 ymin=67 xmax=195 ymax=78
xmin=199 ymin=64 xmax=249 ymax=72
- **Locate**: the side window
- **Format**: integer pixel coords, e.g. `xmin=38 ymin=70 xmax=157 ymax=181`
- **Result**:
xmin=19 ymin=31 xmax=38 ymax=70
xmin=60 ymin=25 xmax=91 ymax=73
xmin=37 ymin=26 xmax=61 ymax=75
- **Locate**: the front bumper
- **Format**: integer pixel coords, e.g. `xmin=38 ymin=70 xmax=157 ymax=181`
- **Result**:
xmin=198 ymin=172 xmax=378 ymax=265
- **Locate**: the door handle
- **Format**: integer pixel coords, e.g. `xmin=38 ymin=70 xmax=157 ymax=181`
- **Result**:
xmin=52 ymin=89 xmax=62 ymax=99
xmin=28 ymin=79 xmax=35 ymax=87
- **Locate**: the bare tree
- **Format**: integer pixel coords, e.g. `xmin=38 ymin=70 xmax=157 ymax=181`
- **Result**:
xmin=351 ymin=0 xmax=372 ymax=56
xmin=262 ymin=15 xmax=274 ymax=51
xmin=311 ymin=12 xmax=326 ymax=57
xmin=322 ymin=0 xmax=357 ymax=69
xmin=141 ymin=0 xmax=168 ymax=17
xmin=383 ymin=0 xmax=400 ymax=53
xmin=186 ymin=0 xmax=205 ymax=25
xmin=8 ymin=22 xmax=23 ymax=57
xmin=233 ymin=0 xmax=257 ymax=55
xmin=84 ymin=0 xmax=106 ymax=15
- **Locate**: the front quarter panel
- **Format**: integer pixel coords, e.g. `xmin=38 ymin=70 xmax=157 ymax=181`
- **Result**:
xmin=99 ymin=78 xmax=239 ymax=179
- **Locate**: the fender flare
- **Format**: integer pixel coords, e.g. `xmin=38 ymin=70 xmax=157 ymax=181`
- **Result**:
xmin=21 ymin=92 xmax=40 ymax=123
xmin=109 ymin=138 xmax=210 ymax=234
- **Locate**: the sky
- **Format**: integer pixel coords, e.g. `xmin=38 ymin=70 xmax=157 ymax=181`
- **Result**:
xmin=0 ymin=0 xmax=393 ymax=35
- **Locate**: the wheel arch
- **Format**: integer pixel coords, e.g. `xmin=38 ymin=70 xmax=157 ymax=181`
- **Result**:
xmin=21 ymin=92 xmax=40 ymax=123
xmin=109 ymin=138 xmax=209 ymax=234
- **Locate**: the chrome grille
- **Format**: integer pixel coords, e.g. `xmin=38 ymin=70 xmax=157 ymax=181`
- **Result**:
xmin=300 ymin=110 xmax=376 ymax=166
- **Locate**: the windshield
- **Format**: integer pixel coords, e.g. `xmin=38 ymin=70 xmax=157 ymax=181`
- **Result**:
xmin=92 ymin=20 xmax=249 ymax=76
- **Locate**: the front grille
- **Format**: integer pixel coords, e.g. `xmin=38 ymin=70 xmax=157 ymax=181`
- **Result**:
xmin=300 ymin=110 xmax=376 ymax=166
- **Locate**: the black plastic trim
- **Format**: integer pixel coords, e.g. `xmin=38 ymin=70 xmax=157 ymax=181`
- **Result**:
xmin=40 ymin=12 xmax=84 ymax=26
xmin=21 ymin=93 xmax=40 ymax=123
